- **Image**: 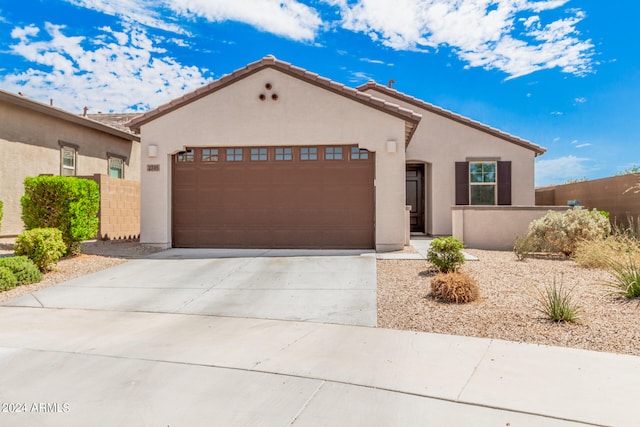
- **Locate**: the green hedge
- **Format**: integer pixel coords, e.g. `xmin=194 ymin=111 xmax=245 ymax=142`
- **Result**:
xmin=15 ymin=228 xmax=67 ymax=272
xmin=0 ymin=256 xmax=42 ymax=286
xmin=21 ymin=176 xmax=99 ymax=254
xmin=0 ymin=266 xmax=17 ymax=291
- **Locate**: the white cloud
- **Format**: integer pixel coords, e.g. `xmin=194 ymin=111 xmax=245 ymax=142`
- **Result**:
xmin=551 ymin=111 xmax=563 ymax=115
xmin=64 ymin=0 xmax=187 ymax=34
xmin=1 ymin=22 xmax=211 ymax=113
xmin=168 ymin=0 xmax=322 ymax=41
xmin=575 ymin=143 xmax=591 ymax=148
xmin=360 ymin=57 xmax=385 ymax=64
xmin=535 ymin=155 xmax=591 ymax=186
xmin=324 ymin=0 xmax=594 ymax=78
xmin=574 ymin=97 xmax=586 ymax=103
xmin=66 ymin=0 xmax=322 ymax=41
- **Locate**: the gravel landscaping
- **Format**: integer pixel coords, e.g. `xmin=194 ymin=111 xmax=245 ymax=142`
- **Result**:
xmin=378 ymin=249 xmax=640 ymax=357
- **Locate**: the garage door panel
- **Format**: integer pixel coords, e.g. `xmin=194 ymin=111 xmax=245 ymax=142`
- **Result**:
xmin=172 ymin=146 xmax=374 ymax=248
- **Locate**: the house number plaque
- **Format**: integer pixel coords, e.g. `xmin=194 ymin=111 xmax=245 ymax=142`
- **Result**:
xmin=147 ymin=164 xmax=160 ymax=172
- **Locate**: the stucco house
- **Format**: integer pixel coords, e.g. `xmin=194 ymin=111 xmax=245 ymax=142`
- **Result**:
xmin=128 ymin=55 xmax=546 ymax=251
xmin=0 ymin=89 xmax=141 ymax=237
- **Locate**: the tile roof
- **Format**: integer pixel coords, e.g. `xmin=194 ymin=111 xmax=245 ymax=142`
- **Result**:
xmin=0 ymin=89 xmax=140 ymax=142
xmin=357 ymin=81 xmax=546 ymax=156
xmin=126 ymin=55 xmax=423 ymax=143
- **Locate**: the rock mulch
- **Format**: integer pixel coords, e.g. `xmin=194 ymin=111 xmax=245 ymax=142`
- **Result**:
xmin=377 ymin=249 xmax=640 ymax=357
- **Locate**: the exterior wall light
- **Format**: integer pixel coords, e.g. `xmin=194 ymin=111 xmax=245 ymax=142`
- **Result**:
xmin=386 ymin=140 xmax=397 ymax=153
xmin=148 ymin=144 xmax=158 ymax=158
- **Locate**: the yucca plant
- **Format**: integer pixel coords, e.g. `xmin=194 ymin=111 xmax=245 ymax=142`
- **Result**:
xmin=604 ymin=256 xmax=640 ymax=299
xmin=535 ymin=278 xmax=580 ymax=323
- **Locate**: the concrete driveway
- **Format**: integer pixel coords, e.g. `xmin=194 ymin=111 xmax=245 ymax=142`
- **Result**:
xmin=3 ymin=249 xmax=377 ymax=326
xmin=2 ymin=248 xmax=640 ymax=426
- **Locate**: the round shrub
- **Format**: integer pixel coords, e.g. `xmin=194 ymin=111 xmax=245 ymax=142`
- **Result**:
xmin=21 ymin=176 xmax=99 ymax=254
xmin=14 ymin=228 xmax=66 ymax=272
xmin=427 ymin=237 xmax=465 ymax=273
xmin=0 ymin=266 xmax=18 ymax=291
xmin=430 ymin=272 xmax=479 ymax=304
xmin=0 ymin=256 xmax=42 ymax=285
xmin=527 ymin=207 xmax=611 ymax=256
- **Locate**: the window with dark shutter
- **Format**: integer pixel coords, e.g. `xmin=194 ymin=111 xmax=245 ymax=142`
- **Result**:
xmin=455 ymin=162 xmax=470 ymax=205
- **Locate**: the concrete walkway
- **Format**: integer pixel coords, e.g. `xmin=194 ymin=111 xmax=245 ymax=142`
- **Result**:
xmin=1 ymin=248 xmax=639 ymax=426
xmin=0 ymin=307 xmax=638 ymax=426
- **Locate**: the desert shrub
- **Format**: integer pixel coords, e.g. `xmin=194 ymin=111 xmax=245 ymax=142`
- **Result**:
xmin=427 ymin=237 xmax=465 ymax=273
xmin=535 ymin=278 xmax=580 ymax=323
xmin=0 ymin=266 xmax=18 ymax=291
xmin=527 ymin=207 xmax=611 ymax=256
xmin=14 ymin=228 xmax=66 ymax=272
xmin=21 ymin=176 xmax=99 ymax=254
xmin=0 ymin=256 xmax=42 ymax=286
xmin=430 ymin=271 xmax=479 ymax=303
xmin=604 ymin=256 xmax=640 ymax=299
xmin=513 ymin=234 xmax=535 ymax=261
xmin=574 ymin=235 xmax=640 ymax=269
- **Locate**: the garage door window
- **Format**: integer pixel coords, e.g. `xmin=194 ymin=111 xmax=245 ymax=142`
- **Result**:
xmin=300 ymin=147 xmax=317 ymax=161
xmin=251 ymin=148 xmax=268 ymax=161
xmin=351 ymin=147 xmax=369 ymax=160
xmin=325 ymin=146 xmax=343 ymax=160
xmin=226 ymin=148 xmax=243 ymax=162
xmin=177 ymin=149 xmax=195 ymax=162
xmin=202 ymin=148 xmax=219 ymax=162
xmin=275 ymin=147 xmax=292 ymax=161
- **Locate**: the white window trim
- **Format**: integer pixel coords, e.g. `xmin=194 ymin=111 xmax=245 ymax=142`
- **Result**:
xmin=108 ymin=156 xmax=125 ymax=179
xmin=469 ymin=161 xmax=497 ymax=205
xmin=61 ymin=146 xmax=77 ymax=176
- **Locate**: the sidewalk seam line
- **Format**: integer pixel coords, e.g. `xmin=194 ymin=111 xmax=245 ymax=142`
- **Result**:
xmin=456 ymin=339 xmax=494 ymax=401
xmin=288 ymin=380 xmax=325 ymax=426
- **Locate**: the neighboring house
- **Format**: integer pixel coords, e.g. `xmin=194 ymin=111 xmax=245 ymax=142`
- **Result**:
xmin=0 ymin=89 xmax=141 ymax=237
xmin=128 ymin=55 xmax=546 ymax=251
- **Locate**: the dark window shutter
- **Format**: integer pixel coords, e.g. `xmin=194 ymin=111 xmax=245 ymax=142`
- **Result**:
xmin=455 ymin=162 xmax=469 ymax=205
xmin=497 ymin=161 xmax=512 ymax=205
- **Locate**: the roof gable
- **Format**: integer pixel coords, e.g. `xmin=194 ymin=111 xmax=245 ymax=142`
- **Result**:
xmin=357 ymin=82 xmax=545 ymax=156
xmin=126 ymin=55 xmax=422 ymax=144
xmin=0 ymin=89 xmax=139 ymax=142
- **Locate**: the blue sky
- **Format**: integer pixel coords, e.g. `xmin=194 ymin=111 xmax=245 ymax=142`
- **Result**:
xmin=1 ymin=0 xmax=638 ymax=186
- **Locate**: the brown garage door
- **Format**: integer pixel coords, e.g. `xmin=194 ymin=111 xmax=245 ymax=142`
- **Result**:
xmin=172 ymin=145 xmax=375 ymax=249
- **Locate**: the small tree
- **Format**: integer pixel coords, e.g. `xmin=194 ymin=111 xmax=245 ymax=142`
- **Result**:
xmin=21 ymin=176 xmax=99 ymax=254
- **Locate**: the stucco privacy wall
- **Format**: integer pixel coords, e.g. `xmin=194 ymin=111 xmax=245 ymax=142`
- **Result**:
xmin=452 ymin=206 xmax=570 ymax=250
xmin=363 ymin=88 xmax=538 ymax=236
xmin=536 ymin=174 xmax=640 ymax=226
xmin=0 ymin=102 xmax=140 ymax=236
xmin=82 ymin=174 xmax=140 ymax=240
xmin=138 ymin=67 xmax=409 ymax=250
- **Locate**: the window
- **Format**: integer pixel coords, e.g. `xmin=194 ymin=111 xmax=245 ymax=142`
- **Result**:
xmin=109 ymin=158 xmax=124 ymax=179
xmin=226 ymin=148 xmax=243 ymax=161
xmin=300 ymin=147 xmax=317 ymax=161
xmin=351 ymin=147 xmax=369 ymax=160
xmin=202 ymin=148 xmax=219 ymax=162
xmin=469 ymin=162 xmax=496 ymax=205
xmin=250 ymin=148 xmax=268 ymax=161
xmin=61 ymin=147 xmax=76 ymax=176
xmin=275 ymin=147 xmax=292 ymax=161
xmin=325 ymin=146 xmax=343 ymax=160
xmin=177 ymin=149 xmax=195 ymax=162
xmin=456 ymin=161 xmax=511 ymax=206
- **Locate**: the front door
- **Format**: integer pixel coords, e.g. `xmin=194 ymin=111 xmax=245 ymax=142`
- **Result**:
xmin=406 ymin=165 xmax=425 ymax=233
